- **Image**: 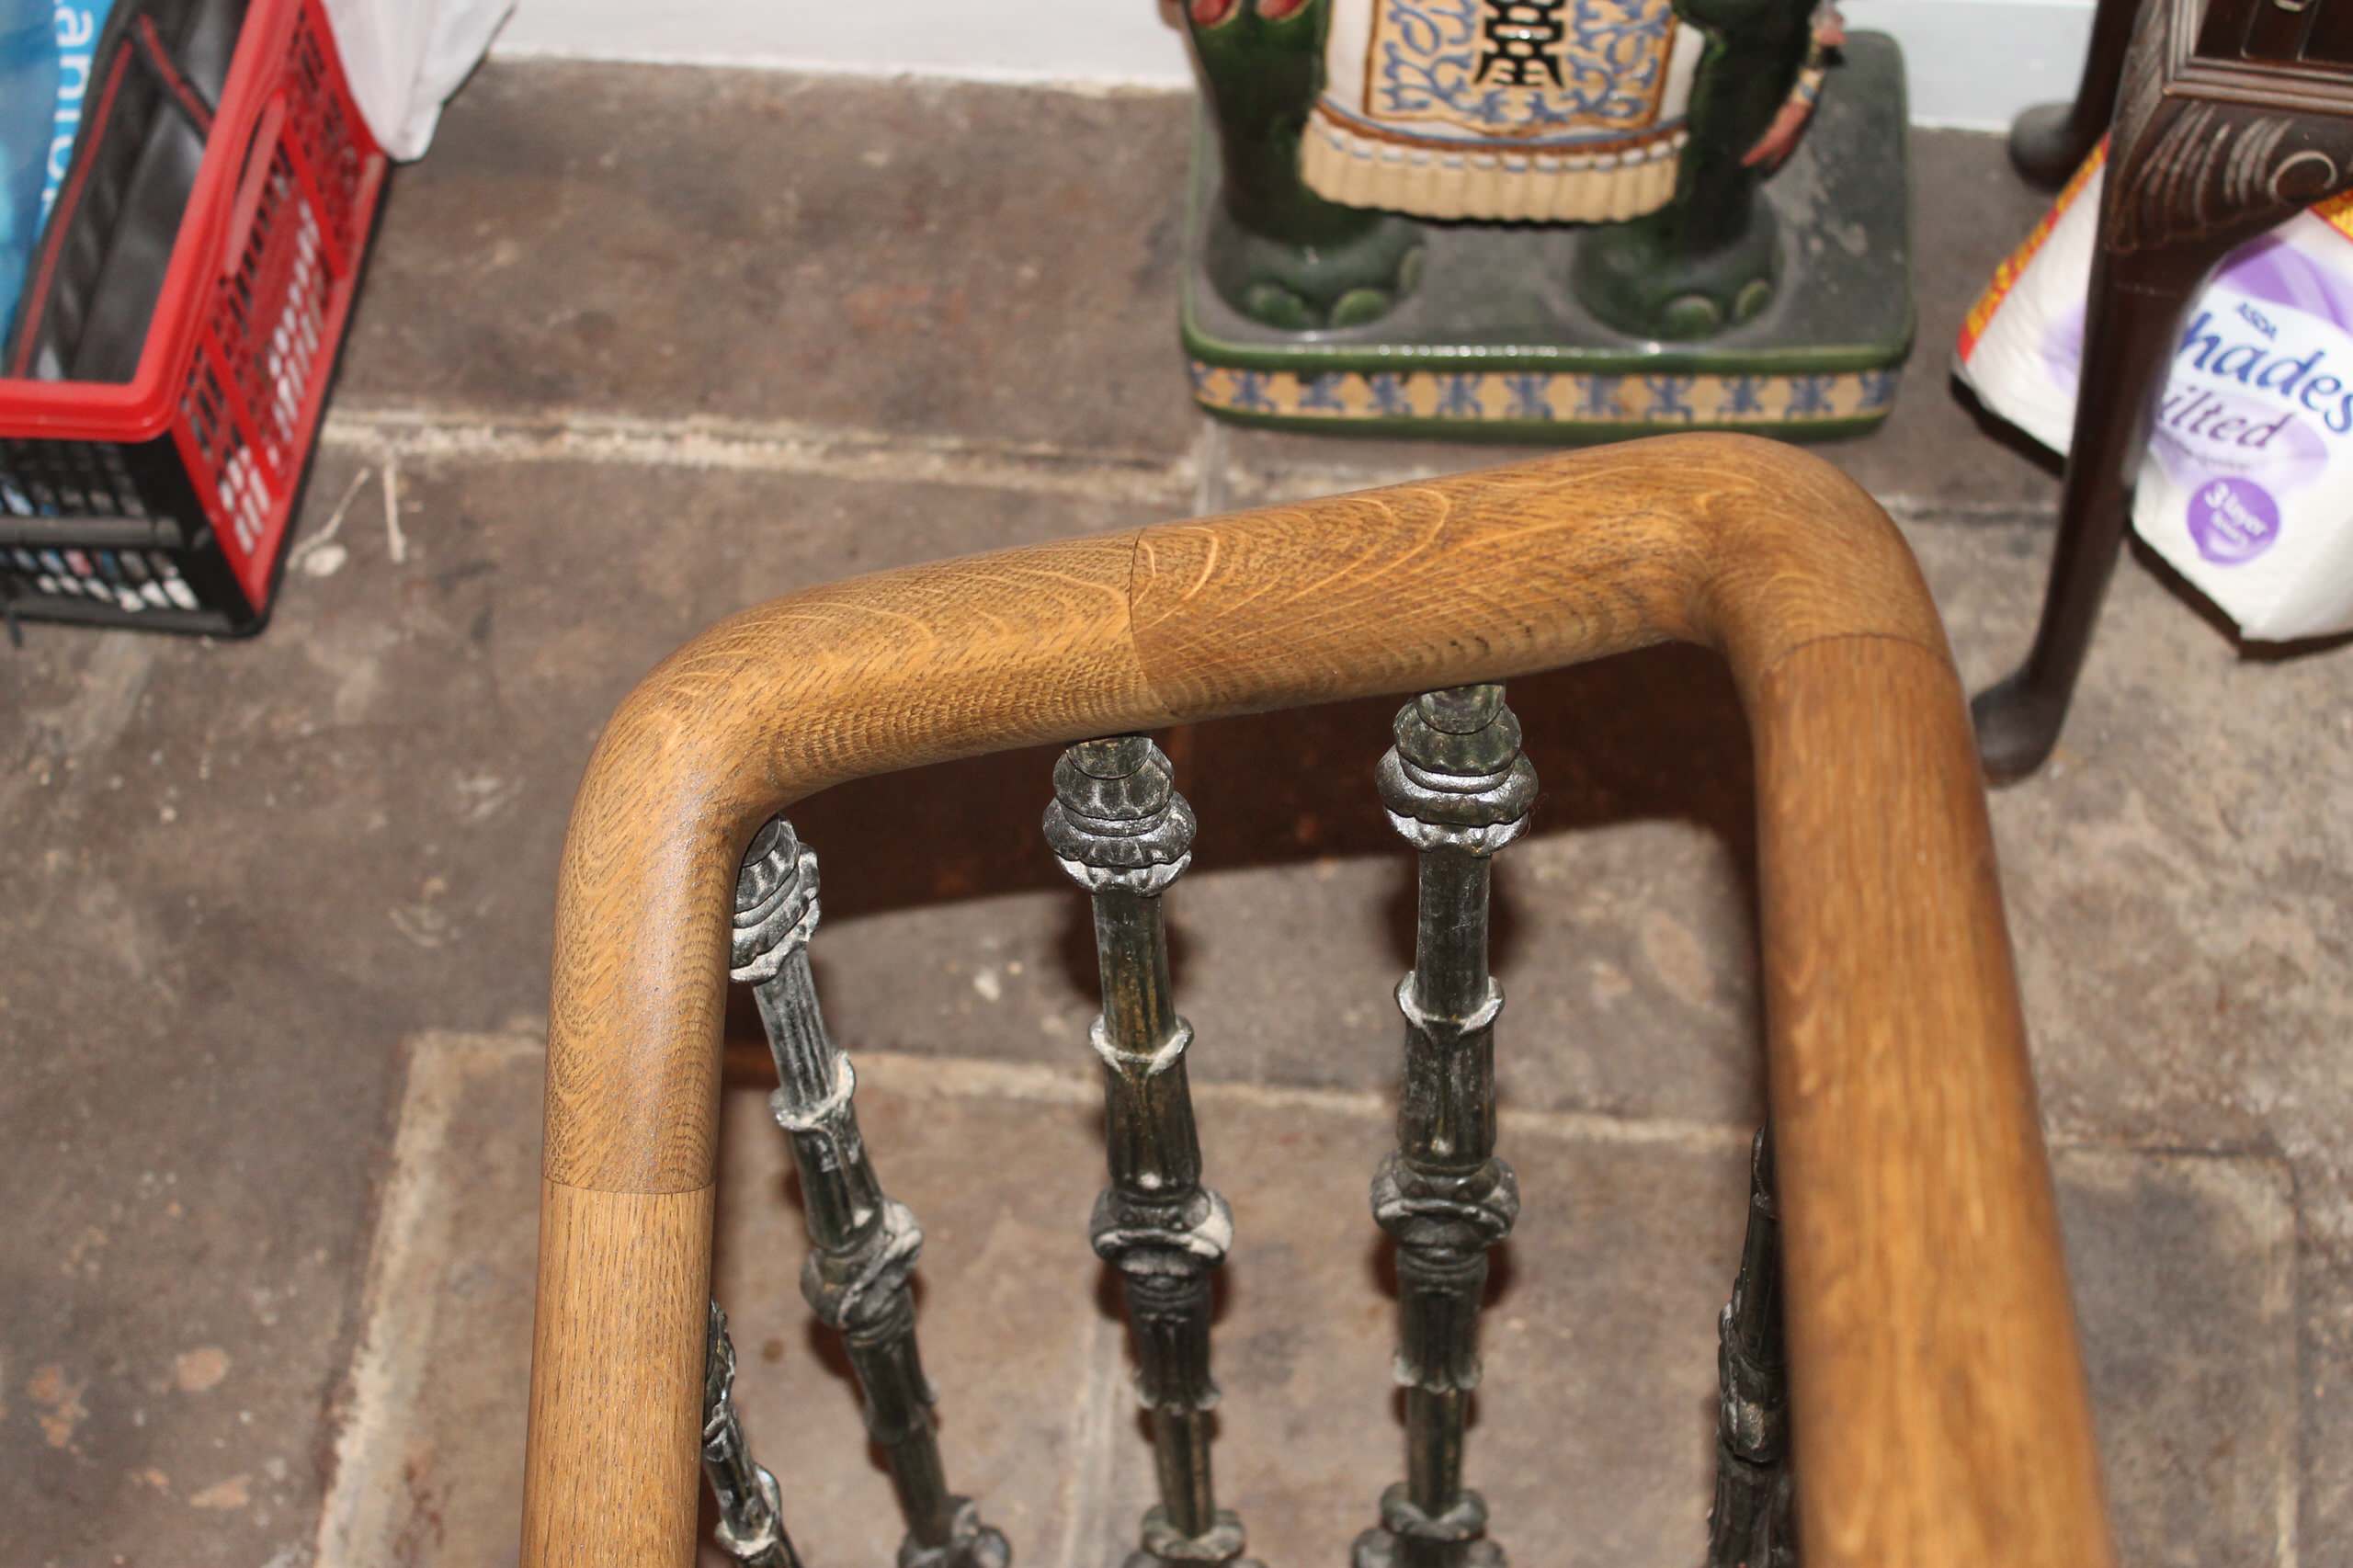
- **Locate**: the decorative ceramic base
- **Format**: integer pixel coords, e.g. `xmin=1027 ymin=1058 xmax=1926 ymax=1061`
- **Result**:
xmin=1180 ymin=33 xmax=1915 ymax=443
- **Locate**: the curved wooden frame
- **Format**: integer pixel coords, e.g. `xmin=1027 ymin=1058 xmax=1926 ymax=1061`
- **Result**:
xmin=522 ymin=434 xmax=2115 ymax=1568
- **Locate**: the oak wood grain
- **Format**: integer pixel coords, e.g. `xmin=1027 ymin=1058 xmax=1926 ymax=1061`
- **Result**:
xmin=522 ymin=1178 xmax=713 ymax=1567
xmin=1755 ymin=637 xmax=2108 ymax=1568
xmin=525 ymin=432 xmax=2113 ymax=1568
xmin=542 ymin=534 xmax=1161 ymax=1195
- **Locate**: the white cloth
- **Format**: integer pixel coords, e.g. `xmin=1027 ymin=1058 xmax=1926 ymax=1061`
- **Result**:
xmin=322 ymin=0 xmax=512 ymax=160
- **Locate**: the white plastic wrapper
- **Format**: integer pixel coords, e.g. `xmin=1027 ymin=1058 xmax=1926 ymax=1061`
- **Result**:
xmin=1955 ymin=147 xmax=2353 ymax=642
xmin=323 ymin=0 xmax=512 ymax=161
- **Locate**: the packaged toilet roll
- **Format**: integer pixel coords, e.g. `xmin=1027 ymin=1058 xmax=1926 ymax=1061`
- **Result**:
xmin=1957 ymin=144 xmax=2353 ymax=642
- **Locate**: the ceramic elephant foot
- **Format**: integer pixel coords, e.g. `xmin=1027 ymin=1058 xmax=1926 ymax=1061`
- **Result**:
xmin=1204 ymin=208 xmax=1426 ymax=330
xmin=1570 ymin=200 xmax=1779 ymax=342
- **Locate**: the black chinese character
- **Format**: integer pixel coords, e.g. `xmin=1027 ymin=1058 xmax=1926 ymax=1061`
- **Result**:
xmin=1476 ymin=1 xmax=1568 ymax=87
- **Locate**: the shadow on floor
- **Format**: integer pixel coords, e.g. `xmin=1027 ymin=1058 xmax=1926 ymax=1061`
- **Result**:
xmin=723 ymin=643 xmax=1763 ymax=1056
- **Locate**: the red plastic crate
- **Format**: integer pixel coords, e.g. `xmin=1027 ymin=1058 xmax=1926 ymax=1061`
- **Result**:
xmin=0 ymin=0 xmax=386 ymax=633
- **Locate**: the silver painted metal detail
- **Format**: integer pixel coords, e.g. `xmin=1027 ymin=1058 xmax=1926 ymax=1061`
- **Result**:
xmin=1706 ymin=1127 xmax=1797 ymax=1568
xmin=703 ymin=1300 xmax=806 ymax=1568
xmin=733 ymin=818 xmax=822 ymax=984
xmin=736 ymin=820 xmax=1010 ymax=1568
xmin=1356 ymin=685 xmax=1532 ymax=1568
xmin=1050 ymin=734 xmax=1260 ymax=1568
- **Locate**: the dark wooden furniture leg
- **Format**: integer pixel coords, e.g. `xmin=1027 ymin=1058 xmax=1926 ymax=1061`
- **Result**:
xmin=1973 ymin=0 xmax=2353 ymax=780
xmin=2010 ymin=0 xmax=2146 ymax=187
xmin=1972 ymin=247 xmax=2217 ymax=779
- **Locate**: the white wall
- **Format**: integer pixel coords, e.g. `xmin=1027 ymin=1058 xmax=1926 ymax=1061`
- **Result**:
xmin=492 ymin=0 xmax=2095 ymax=133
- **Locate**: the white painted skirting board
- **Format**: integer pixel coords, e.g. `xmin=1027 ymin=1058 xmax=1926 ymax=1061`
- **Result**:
xmin=492 ymin=0 xmax=2095 ymax=131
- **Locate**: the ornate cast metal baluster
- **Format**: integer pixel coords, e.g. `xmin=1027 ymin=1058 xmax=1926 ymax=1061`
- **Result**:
xmin=1046 ymin=735 xmax=1258 ymax=1568
xmin=1706 ymin=1127 xmax=1796 ymax=1568
xmin=734 ymin=820 xmax=1010 ymax=1568
xmin=703 ymin=1301 xmax=808 ymax=1568
xmin=1356 ymin=685 xmax=1536 ymax=1568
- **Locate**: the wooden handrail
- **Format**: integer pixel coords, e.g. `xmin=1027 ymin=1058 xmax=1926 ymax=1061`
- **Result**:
xmin=522 ymin=433 xmax=2115 ymax=1568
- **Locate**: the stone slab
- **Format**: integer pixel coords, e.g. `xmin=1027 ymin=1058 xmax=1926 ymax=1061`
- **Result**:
xmin=0 ymin=453 xmax=1173 ymax=1568
xmin=316 ymin=1033 xmax=2295 ymax=1567
xmin=335 ymin=65 xmax=1202 ymax=463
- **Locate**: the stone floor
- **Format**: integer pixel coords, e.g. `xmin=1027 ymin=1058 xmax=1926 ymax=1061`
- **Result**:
xmin=2 ymin=59 xmax=2347 ymax=1568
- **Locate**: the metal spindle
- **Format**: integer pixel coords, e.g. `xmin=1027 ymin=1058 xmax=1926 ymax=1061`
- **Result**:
xmin=1706 ymin=1127 xmax=1796 ymax=1568
xmin=1356 ymin=685 xmax=1536 ymax=1568
xmin=703 ymin=1301 xmax=808 ymax=1568
xmin=1046 ymin=735 xmax=1258 ymax=1568
xmin=734 ymin=821 xmax=1010 ymax=1568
